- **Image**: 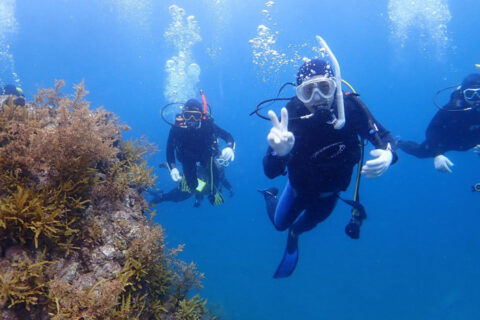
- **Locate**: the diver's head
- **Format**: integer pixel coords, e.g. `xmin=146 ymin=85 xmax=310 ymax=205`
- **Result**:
xmin=296 ymin=59 xmax=336 ymax=113
xmin=461 ymin=73 xmax=480 ymax=108
xmin=0 ymin=84 xmax=25 ymax=107
xmin=462 ymin=74 xmax=480 ymax=108
xmin=182 ymin=99 xmax=204 ymax=129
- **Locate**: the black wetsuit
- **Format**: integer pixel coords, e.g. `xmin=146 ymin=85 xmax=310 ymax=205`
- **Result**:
xmin=262 ymin=93 xmax=397 ymax=234
xmin=166 ymin=117 xmax=235 ymax=191
xmin=398 ymin=90 xmax=480 ymax=158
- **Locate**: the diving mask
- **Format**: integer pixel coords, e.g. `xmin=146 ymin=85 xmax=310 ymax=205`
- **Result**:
xmin=296 ymin=76 xmax=337 ymax=104
xmin=463 ymin=88 xmax=480 ymax=101
xmin=182 ymin=110 xmax=203 ymax=121
xmin=182 ymin=110 xmax=203 ymax=129
xmin=215 ymin=157 xmax=230 ymax=168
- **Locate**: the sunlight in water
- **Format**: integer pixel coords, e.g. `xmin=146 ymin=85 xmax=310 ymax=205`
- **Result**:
xmin=0 ymin=0 xmax=20 ymax=86
xmin=203 ymin=0 xmax=229 ymax=59
xmin=110 ymin=0 xmax=153 ymax=32
xmin=388 ymin=0 xmax=451 ymax=58
xmin=249 ymin=1 xmax=328 ymax=83
xmin=249 ymin=1 xmax=290 ymax=83
xmin=164 ymin=5 xmax=202 ymax=104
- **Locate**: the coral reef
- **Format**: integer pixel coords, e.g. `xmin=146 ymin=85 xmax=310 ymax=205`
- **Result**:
xmin=0 ymin=81 xmax=213 ymax=320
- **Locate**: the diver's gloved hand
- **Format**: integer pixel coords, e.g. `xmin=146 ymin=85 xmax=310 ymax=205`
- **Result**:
xmin=434 ymin=154 xmax=454 ymax=173
xmin=267 ymin=108 xmax=295 ymax=157
xmin=170 ymin=168 xmax=182 ymax=182
xmin=220 ymin=147 xmax=235 ymax=162
xmin=361 ymin=146 xmax=393 ymax=178
xmin=473 ymin=145 xmax=480 ymax=155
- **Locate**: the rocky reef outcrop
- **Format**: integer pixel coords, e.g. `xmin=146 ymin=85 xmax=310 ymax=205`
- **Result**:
xmin=0 ymin=81 xmax=212 ymax=320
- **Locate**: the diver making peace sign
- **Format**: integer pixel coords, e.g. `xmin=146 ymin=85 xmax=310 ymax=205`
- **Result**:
xmin=258 ymin=38 xmax=398 ymax=278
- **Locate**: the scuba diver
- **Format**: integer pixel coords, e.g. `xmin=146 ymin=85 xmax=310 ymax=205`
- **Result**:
xmin=257 ymin=38 xmax=398 ymax=278
xmin=164 ymin=95 xmax=235 ymax=205
xmin=0 ymin=84 xmax=25 ymax=107
xmin=150 ymin=158 xmax=234 ymax=207
xmin=397 ymin=73 xmax=480 ymax=173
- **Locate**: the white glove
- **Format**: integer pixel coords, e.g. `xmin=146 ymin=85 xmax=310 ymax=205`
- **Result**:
xmin=473 ymin=145 xmax=480 ymax=155
xmin=362 ymin=148 xmax=393 ymax=178
xmin=267 ymin=107 xmax=295 ymax=157
xmin=220 ymin=147 xmax=235 ymax=162
xmin=170 ymin=168 xmax=182 ymax=182
xmin=434 ymin=154 xmax=454 ymax=173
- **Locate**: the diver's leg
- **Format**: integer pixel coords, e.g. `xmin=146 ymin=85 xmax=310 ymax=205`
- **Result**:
xmin=273 ymin=181 xmax=305 ymax=231
xmin=259 ymin=181 xmax=304 ymax=231
xmin=274 ymin=195 xmax=338 ymax=279
xmin=162 ymin=188 xmax=193 ymax=203
xmin=182 ymin=159 xmax=198 ymax=191
xmin=291 ymin=194 xmax=338 ymax=235
xmin=149 ymin=190 xmax=164 ymax=204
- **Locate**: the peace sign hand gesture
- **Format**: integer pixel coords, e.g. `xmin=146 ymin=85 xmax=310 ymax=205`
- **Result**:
xmin=267 ymin=107 xmax=295 ymax=157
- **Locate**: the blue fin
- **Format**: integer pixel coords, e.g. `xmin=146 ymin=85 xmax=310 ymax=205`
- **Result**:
xmin=257 ymin=187 xmax=279 ymax=198
xmin=273 ymin=231 xmax=299 ymax=278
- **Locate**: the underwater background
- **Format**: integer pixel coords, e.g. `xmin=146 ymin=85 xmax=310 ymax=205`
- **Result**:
xmin=2 ymin=0 xmax=480 ymax=319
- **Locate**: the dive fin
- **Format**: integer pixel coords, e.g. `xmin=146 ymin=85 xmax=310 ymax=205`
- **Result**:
xmin=257 ymin=187 xmax=279 ymax=199
xmin=257 ymin=187 xmax=280 ymax=227
xmin=273 ymin=230 xmax=299 ymax=279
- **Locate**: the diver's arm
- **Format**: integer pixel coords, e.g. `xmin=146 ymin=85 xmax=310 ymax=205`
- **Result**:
xmin=351 ymin=95 xmax=398 ymax=164
xmin=214 ymin=124 xmax=235 ymax=149
xmin=368 ymin=121 xmax=398 ymax=164
xmin=166 ymin=129 xmax=177 ymax=169
xmin=263 ymin=146 xmax=288 ymax=179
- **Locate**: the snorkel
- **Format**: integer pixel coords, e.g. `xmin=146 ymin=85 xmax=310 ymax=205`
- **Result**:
xmin=315 ymin=36 xmax=345 ymax=129
xmin=200 ymin=89 xmax=208 ymax=119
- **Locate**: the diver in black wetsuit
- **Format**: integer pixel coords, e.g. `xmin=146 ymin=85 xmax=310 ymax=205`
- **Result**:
xmin=0 ymin=84 xmax=25 ymax=107
xmin=151 ymin=160 xmax=234 ymax=207
xmin=397 ymin=74 xmax=480 ymax=173
xmin=165 ymin=98 xmax=235 ymax=205
xmin=259 ymin=57 xmax=398 ymax=278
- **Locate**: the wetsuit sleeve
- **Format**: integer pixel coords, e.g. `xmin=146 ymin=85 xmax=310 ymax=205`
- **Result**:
xmin=263 ymin=146 xmax=289 ymax=179
xmin=350 ymin=94 xmax=399 ymax=164
xmin=166 ymin=128 xmax=177 ymax=169
xmin=214 ymin=124 xmax=235 ymax=149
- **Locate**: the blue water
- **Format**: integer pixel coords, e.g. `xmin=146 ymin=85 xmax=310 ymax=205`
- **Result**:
xmin=4 ymin=0 xmax=480 ymax=319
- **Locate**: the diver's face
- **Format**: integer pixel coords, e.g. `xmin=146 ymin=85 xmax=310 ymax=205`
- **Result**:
xmin=182 ymin=109 xmax=203 ymax=129
xmin=463 ymin=87 xmax=480 ymax=108
xmin=297 ymin=75 xmax=336 ymax=113
xmin=304 ymin=93 xmax=333 ymax=114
